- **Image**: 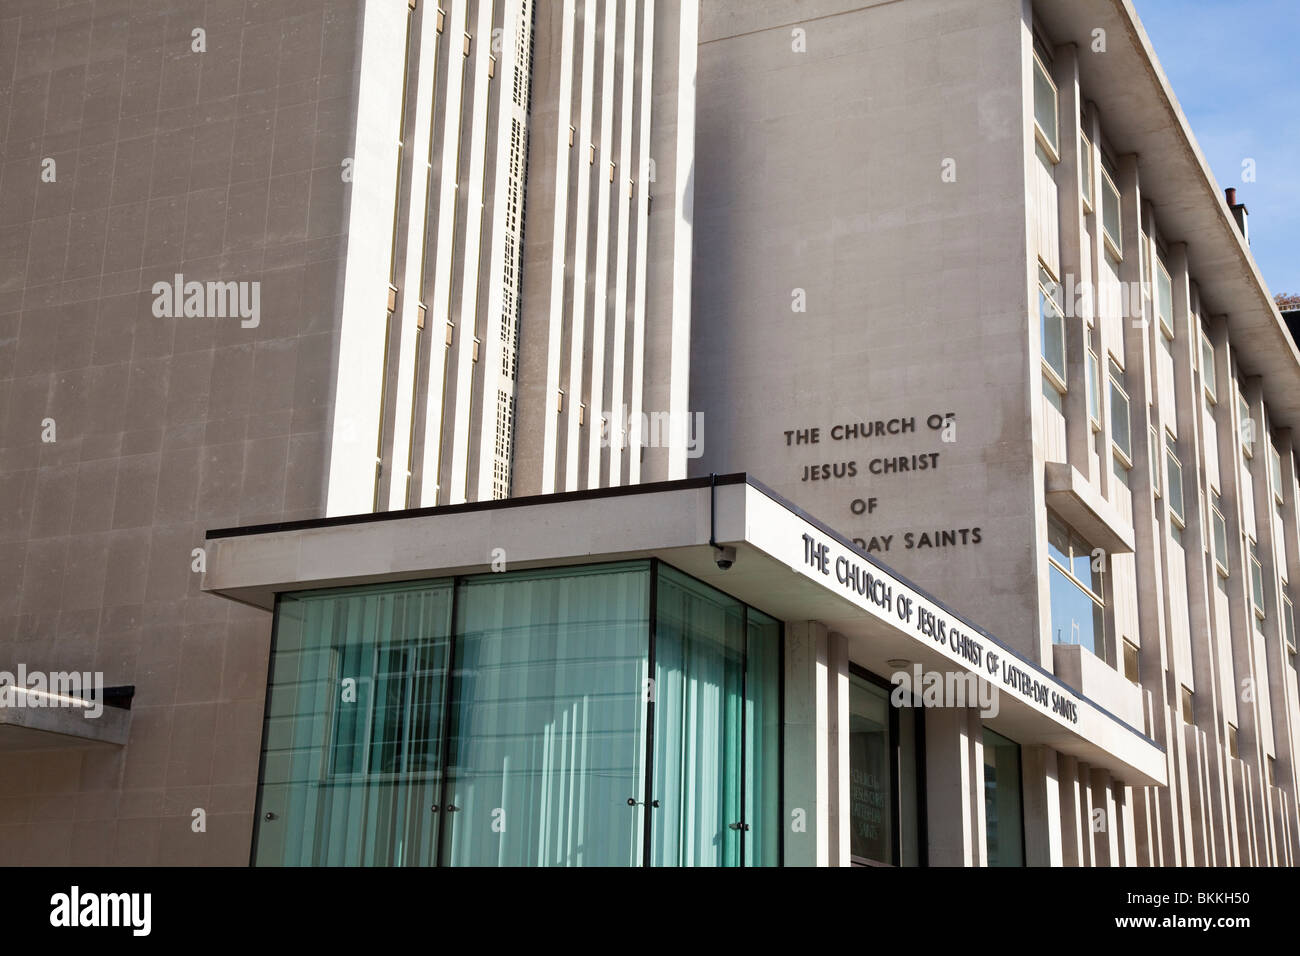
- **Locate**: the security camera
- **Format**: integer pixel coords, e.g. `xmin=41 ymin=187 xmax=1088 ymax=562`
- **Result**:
xmin=714 ymin=546 xmax=736 ymax=571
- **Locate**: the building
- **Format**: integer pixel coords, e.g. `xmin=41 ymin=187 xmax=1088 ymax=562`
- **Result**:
xmin=1 ymin=0 xmax=1296 ymax=867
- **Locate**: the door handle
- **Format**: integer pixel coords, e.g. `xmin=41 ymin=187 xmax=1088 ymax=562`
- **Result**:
xmin=626 ymin=798 xmax=660 ymax=808
xmin=728 ymin=822 xmax=750 ymax=831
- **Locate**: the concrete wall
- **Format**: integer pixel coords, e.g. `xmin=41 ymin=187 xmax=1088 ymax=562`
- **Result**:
xmin=0 ymin=0 xmax=362 ymax=864
xmin=690 ymin=0 xmax=1041 ymax=658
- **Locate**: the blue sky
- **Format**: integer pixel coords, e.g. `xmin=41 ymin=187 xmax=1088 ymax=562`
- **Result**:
xmin=1135 ymin=0 xmax=1299 ymax=300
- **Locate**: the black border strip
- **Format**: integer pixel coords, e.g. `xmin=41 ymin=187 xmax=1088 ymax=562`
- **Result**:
xmin=205 ymin=474 xmax=747 ymax=539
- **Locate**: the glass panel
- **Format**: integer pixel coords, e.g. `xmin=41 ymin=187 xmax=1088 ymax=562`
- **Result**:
xmin=1251 ymin=555 xmax=1265 ymax=613
xmin=1102 ymin=173 xmax=1122 ymax=254
xmin=1110 ymin=373 xmax=1131 ymax=460
xmin=442 ymin=563 xmax=650 ymax=866
xmin=254 ymin=580 xmax=453 ymax=866
xmin=1080 ymin=133 xmax=1093 ymax=205
xmin=1166 ymin=436 xmax=1184 ymax=523
xmin=897 ymin=706 xmax=920 ymax=866
xmin=1086 ymin=351 xmax=1101 ymax=423
xmin=1213 ymin=500 xmax=1229 ymax=571
xmin=1040 ymin=281 xmax=1066 ymax=383
xmin=1033 ymin=56 xmax=1058 ymax=154
xmin=1047 ymin=515 xmax=1070 ymax=569
xmin=984 ymin=729 xmax=1024 ymax=866
xmin=849 ymin=675 xmax=893 ymax=865
xmin=744 ymin=609 xmax=782 ymax=867
xmin=651 ymin=565 xmax=745 ymax=866
xmin=1049 ymin=563 xmax=1100 ymax=654
xmin=1071 ymin=538 xmax=1099 ymax=593
xmin=1156 ymin=262 xmax=1173 ymax=331
xmin=1201 ymin=336 xmax=1217 ymax=399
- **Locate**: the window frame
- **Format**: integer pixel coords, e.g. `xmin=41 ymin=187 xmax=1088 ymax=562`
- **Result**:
xmin=1039 ymin=264 xmax=1067 ymax=391
xmin=1086 ymin=349 xmax=1102 ymax=430
xmin=1200 ymin=333 xmax=1217 ymax=403
xmin=1211 ymin=491 xmax=1230 ymax=578
xmin=1109 ymin=358 xmax=1132 ymax=467
xmin=1149 ymin=425 xmax=1162 ymax=499
xmin=1047 ymin=515 xmax=1107 ymax=657
xmin=1100 ymin=166 xmax=1123 ymax=259
xmin=1155 ymin=258 xmax=1174 ymax=339
xmin=1239 ymin=394 xmax=1254 ymax=459
xmin=1080 ymin=130 xmax=1094 ymax=212
xmin=1032 ymin=52 xmax=1060 ymax=162
xmin=1250 ymin=538 xmax=1266 ymax=619
xmin=1166 ymin=430 xmax=1185 ymax=528
xmin=1270 ymin=444 xmax=1285 ymax=505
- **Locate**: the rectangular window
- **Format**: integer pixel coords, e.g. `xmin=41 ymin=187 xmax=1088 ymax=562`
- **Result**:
xmin=849 ymin=669 xmax=923 ymax=867
xmin=1270 ymin=445 xmax=1285 ymax=504
xmin=984 ymin=730 xmax=1024 ymax=867
xmin=1166 ymin=432 xmax=1184 ymax=526
xmin=1048 ymin=515 xmax=1106 ymax=657
xmin=1033 ymin=54 xmax=1059 ymax=158
xmin=1101 ymin=167 xmax=1122 ymax=257
xmin=1149 ymin=426 xmax=1162 ymax=498
xmin=1123 ymin=639 xmax=1140 ymax=684
xmin=1212 ymin=491 xmax=1229 ymax=577
xmin=1110 ymin=359 xmax=1131 ymax=464
xmin=1250 ymin=540 xmax=1266 ymax=618
xmin=1181 ymin=685 xmax=1194 ymax=724
xmin=1240 ymin=394 xmax=1254 ymax=458
xmin=1039 ymin=266 xmax=1067 ymax=388
xmin=1080 ymin=131 xmax=1094 ymax=210
xmin=1285 ymin=597 xmax=1296 ymax=652
xmin=1201 ymin=334 xmax=1217 ymax=402
xmin=1086 ymin=350 xmax=1102 ymax=428
xmin=1156 ymin=259 xmax=1174 ymax=337
xmin=1227 ymin=723 xmax=1239 ymax=759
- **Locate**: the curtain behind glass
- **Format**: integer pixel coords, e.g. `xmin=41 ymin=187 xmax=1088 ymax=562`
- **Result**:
xmin=745 ymin=609 xmax=781 ymax=866
xmin=651 ymin=566 xmax=745 ymax=866
xmin=440 ymin=564 xmax=650 ymax=866
xmin=253 ymin=581 xmax=453 ymax=866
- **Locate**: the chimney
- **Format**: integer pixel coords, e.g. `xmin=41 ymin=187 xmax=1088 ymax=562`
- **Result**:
xmin=1225 ymin=187 xmax=1250 ymax=245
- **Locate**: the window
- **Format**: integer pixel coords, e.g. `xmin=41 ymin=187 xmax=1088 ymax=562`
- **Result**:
xmin=253 ymin=563 xmax=783 ymax=867
xmin=1250 ymin=539 xmax=1266 ymax=618
xmin=1201 ymin=334 xmax=1217 ymax=402
xmin=1211 ymin=492 xmax=1229 ymax=576
xmin=1033 ymin=54 xmax=1059 ymax=158
xmin=1166 ymin=432 xmax=1184 ymax=526
xmin=1227 ymin=723 xmax=1239 ymax=758
xmin=1150 ymin=426 xmax=1162 ymax=498
xmin=1270 ymin=445 xmax=1285 ymax=504
xmin=1181 ymin=685 xmax=1194 ymax=724
xmin=1080 ymin=131 xmax=1094 ymax=211
xmin=984 ymin=730 xmax=1024 ymax=867
xmin=1048 ymin=515 xmax=1106 ymax=657
xmin=1086 ymin=350 xmax=1102 ymax=428
xmin=849 ymin=669 xmax=923 ymax=867
xmin=1284 ymin=597 xmax=1296 ymax=653
xmin=1155 ymin=259 xmax=1174 ymax=337
xmin=1240 ymin=394 xmax=1254 ymax=458
xmin=1101 ymin=167 xmax=1122 ymax=257
xmin=1039 ymin=265 xmax=1067 ymax=387
xmin=1123 ymin=639 xmax=1140 ymax=684
xmin=1110 ymin=359 xmax=1132 ymax=464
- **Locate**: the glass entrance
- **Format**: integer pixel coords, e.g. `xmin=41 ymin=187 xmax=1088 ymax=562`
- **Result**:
xmin=252 ymin=560 xmax=782 ymax=866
